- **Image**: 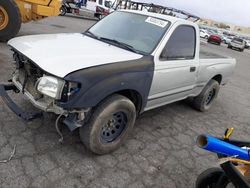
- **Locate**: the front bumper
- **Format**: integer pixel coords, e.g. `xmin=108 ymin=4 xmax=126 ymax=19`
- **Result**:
xmin=0 ymin=84 xmax=42 ymax=121
xmin=0 ymin=74 xmax=65 ymax=121
xmin=12 ymin=73 xmax=65 ymax=115
xmin=0 ymin=83 xmax=85 ymax=132
xmin=0 ymin=69 xmax=88 ymax=131
xmin=1 ymin=77 xmax=86 ymax=131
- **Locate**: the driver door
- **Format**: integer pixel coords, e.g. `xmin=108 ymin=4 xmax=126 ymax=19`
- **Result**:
xmin=146 ymin=24 xmax=199 ymax=110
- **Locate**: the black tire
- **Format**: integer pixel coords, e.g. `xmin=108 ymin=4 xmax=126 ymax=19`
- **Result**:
xmin=228 ymin=45 xmax=231 ymax=49
xmin=59 ymin=6 xmax=67 ymax=16
xmin=205 ymin=35 xmax=208 ymax=39
xmin=0 ymin=0 xmax=21 ymax=42
xmin=80 ymin=94 xmax=136 ymax=155
xmin=95 ymin=13 xmax=104 ymax=20
xmin=192 ymin=79 xmax=220 ymax=112
xmin=196 ymin=168 xmax=230 ymax=188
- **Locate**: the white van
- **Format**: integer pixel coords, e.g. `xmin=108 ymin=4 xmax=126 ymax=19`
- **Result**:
xmin=86 ymin=0 xmax=112 ymax=19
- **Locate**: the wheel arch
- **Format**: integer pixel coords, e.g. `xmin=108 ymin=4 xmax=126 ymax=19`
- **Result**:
xmin=87 ymin=88 xmax=144 ymax=114
xmin=93 ymin=89 xmax=143 ymax=114
xmin=212 ymin=74 xmax=222 ymax=84
xmin=115 ymin=89 xmax=142 ymax=114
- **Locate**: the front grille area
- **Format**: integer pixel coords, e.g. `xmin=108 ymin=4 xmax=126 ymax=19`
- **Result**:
xmin=13 ymin=51 xmax=44 ymax=100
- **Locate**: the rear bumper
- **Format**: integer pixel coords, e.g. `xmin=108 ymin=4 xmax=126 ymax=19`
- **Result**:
xmin=0 ymin=84 xmax=42 ymax=121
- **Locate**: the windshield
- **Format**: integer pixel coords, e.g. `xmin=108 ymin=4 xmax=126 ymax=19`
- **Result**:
xmin=87 ymin=11 xmax=170 ymax=54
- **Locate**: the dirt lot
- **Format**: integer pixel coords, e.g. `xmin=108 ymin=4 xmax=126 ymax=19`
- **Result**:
xmin=0 ymin=16 xmax=250 ymax=188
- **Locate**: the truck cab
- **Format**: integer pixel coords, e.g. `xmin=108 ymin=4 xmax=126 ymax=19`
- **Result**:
xmin=146 ymin=19 xmax=201 ymax=110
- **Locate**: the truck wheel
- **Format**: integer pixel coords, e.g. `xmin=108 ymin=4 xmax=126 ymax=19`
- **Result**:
xmin=0 ymin=0 xmax=21 ymax=42
xmin=196 ymin=168 xmax=230 ymax=188
xmin=60 ymin=6 xmax=67 ymax=16
xmin=80 ymin=94 xmax=136 ymax=155
xmin=95 ymin=13 xmax=104 ymax=20
xmin=192 ymin=79 xmax=220 ymax=112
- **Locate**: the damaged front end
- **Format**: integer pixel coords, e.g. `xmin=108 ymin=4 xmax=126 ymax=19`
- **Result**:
xmin=0 ymin=50 xmax=90 ymax=135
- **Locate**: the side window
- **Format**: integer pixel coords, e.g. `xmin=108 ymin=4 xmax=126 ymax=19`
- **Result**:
xmin=105 ymin=0 xmax=111 ymax=8
xmin=160 ymin=25 xmax=196 ymax=60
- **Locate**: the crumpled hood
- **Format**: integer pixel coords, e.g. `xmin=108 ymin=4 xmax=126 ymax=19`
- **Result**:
xmin=8 ymin=33 xmax=142 ymax=78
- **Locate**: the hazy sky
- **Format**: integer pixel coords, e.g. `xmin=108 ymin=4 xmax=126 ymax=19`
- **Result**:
xmin=136 ymin=0 xmax=250 ymax=27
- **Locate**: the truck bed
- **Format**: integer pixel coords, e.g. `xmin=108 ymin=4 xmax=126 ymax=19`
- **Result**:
xmin=200 ymin=46 xmax=228 ymax=59
xmin=198 ymin=43 xmax=236 ymax=87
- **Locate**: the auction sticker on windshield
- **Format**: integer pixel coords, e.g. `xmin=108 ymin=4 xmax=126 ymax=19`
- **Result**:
xmin=145 ymin=17 xmax=168 ymax=28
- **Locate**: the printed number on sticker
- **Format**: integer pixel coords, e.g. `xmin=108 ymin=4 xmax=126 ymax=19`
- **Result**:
xmin=145 ymin=17 xmax=168 ymax=28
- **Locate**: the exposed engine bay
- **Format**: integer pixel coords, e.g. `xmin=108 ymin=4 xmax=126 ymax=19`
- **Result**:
xmin=11 ymin=50 xmax=89 ymax=137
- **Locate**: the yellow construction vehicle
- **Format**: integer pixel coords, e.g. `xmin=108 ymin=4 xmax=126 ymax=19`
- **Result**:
xmin=0 ymin=0 xmax=61 ymax=42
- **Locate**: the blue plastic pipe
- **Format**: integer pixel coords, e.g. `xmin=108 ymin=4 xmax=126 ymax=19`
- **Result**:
xmin=196 ymin=135 xmax=250 ymax=161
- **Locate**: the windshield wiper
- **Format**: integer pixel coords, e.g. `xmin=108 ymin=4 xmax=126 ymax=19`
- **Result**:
xmin=84 ymin=31 xmax=99 ymax=39
xmin=84 ymin=33 xmax=144 ymax=54
xmin=99 ymin=37 xmax=141 ymax=54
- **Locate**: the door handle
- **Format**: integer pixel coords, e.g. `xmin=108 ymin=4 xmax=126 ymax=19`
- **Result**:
xmin=190 ymin=67 xmax=196 ymax=72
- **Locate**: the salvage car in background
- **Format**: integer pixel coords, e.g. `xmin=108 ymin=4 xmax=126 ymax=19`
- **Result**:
xmin=245 ymin=40 xmax=250 ymax=49
xmin=200 ymin=29 xmax=209 ymax=39
xmin=221 ymin=35 xmax=233 ymax=44
xmin=0 ymin=10 xmax=236 ymax=154
xmin=86 ymin=0 xmax=112 ymax=19
xmin=60 ymin=0 xmax=112 ymax=19
xmin=227 ymin=36 xmax=234 ymax=44
xmin=228 ymin=38 xmax=246 ymax=52
xmin=208 ymin=34 xmax=222 ymax=45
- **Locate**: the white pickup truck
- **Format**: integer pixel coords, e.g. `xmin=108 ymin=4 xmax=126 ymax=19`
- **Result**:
xmin=1 ymin=10 xmax=236 ymax=154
